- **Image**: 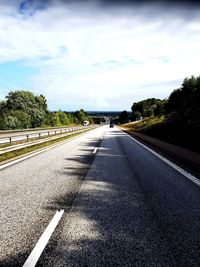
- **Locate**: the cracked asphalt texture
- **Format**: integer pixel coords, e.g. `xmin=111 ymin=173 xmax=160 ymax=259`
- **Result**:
xmin=1 ymin=126 xmax=200 ymax=266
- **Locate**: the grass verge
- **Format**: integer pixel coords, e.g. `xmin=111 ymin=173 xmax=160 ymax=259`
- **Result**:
xmin=0 ymin=128 xmax=82 ymax=149
xmin=0 ymin=127 xmax=94 ymax=163
xmin=120 ymin=116 xmax=200 ymax=153
xmin=0 ymin=124 xmax=78 ymax=134
xmin=120 ymin=116 xmax=166 ymax=132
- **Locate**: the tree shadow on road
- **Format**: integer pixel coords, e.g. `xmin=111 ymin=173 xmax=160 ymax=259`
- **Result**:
xmin=38 ymin=136 xmax=175 ymax=267
xmin=2 ymin=132 xmax=198 ymax=267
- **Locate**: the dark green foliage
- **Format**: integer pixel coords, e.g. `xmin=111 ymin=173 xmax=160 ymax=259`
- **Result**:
xmin=163 ymin=75 xmax=200 ymax=151
xmin=130 ymin=111 xmax=142 ymax=121
xmin=57 ymin=111 xmax=69 ymax=125
xmin=74 ymin=109 xmax=92 ymax=125
xmin=50 ymin=112 xmax=62 ymax=127
xmin=167 ymin=76 xmax=200 ymax=117
xmin=0 ymin=90 xmax=92 ymax=130
xmin=43 ymin=109 xmax=91 ymax=127
xmin=0 ymin=90 xmax=48 ymax=129
xmin=0 ymin=110 xmax=31 ymax=129
xmin=130 ymin=75 xmax=200 ymax=152
xmin=119 ymin=110 xmax=128 ymax=124
xmin=131 ymin=98 xmax=167 ymax=119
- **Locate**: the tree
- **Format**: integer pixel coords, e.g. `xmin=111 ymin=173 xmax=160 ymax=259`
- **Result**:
xmin=167 ymin=75 xmax=200 ymax=123
xmin=131 ymin=98 xmax=166 ymax=119
xmin=6 ymin=90 xmax=36 ymax=112
xmin=0 ymin=90 xmax=48 ymax=129
xmin=0 ymin=110 xmax=32 ymax=129
xmin=74 ymin=109 xmax=90 ymax=124
xmin=66 ymin=113 xmax=76 ymax=124
xmin=0 ymin=90 xmax=92 ymax=129
xmin=57 ymin=111 xmax=70 ymax=125
xmin=144 ymin=108 xmax=154 ymax=117
xmin=51 ymin=112 xmax=62 ymax=127
xmin=119 ymin=110 xmax=128 ymax=124
xmin=132 ymin=111 xmax=142 ymax=121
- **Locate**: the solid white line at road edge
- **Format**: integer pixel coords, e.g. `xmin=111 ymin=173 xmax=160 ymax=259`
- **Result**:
xmin=23 ymin=210 xmax=64 ymax=267
xmin=123 ymin=131 xmax=200 ymax=187
xmin=0 ymin=140 xmax=69 ymax=170
xmin=0 ymin=127 xmax=98 ymax=170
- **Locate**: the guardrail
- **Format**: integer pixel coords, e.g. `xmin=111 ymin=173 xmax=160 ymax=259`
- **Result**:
xmin=0 ymin=126 xmax=86 ymax=145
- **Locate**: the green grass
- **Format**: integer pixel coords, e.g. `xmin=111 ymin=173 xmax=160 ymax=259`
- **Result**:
xmin=0 ymin=124 xmax=78 ymax=134
xmin=0 ymin=128 xmax=83 ymax=149
xmin=0 ymin=127 xmax=93 ymax=163
xmin=120 ymin=116 xmax=200 ymax=153
xmin=121 ymin=116 xmax=166 ymax=132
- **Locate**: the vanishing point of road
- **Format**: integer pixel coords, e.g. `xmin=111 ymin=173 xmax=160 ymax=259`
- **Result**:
xmin=1 ymin=125 xmax=200 ymax=266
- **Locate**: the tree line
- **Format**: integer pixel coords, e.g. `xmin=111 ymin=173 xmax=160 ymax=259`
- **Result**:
xmin=119 ymin=98 xmax=166 ymax=123
xmin=0 ymin=90 xmax=92 ymax=130
xmin=119 ymin=75 xmax=200 ymax=151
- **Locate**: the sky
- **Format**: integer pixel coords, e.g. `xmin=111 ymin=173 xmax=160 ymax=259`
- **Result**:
xmin=0 ymin=0 xmax=200 ymax=111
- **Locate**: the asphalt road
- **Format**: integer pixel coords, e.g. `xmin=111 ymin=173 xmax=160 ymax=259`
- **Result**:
xmin=0 ymin=126 xmax=83 ymax=145
xmin=1 ymin=126 xmax=200 ymax=266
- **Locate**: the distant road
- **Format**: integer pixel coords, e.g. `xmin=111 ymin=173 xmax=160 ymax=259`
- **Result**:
xmin=1 ymin=126 xmax=200 ymax=266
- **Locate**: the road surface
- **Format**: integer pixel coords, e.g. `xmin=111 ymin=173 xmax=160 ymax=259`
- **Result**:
xmin=0 ymin=126 xmax=84 ymax=145
xmin=1 ymin=126 xmax=200 ymax=266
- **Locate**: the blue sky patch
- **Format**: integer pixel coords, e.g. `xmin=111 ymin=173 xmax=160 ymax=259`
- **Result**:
xmin=18 ymin=0 xmax=47 ymax=16
xmin=0 ymin=61 xmax=38 ymax=97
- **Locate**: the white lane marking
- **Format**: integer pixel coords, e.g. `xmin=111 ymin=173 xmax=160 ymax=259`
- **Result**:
xmin=0 ymin=139 xmax=72 ymax=170
xmin=0 ymin=128 xmax=98 ymax=170
xmin=123 ymin=131 xmax=200 ymax=187
xmin=23 ymin=210 xmax=64 ymax=267
xmin=93 ymin=147 xmax=98 ymax=154
xmin=101 ymin=136 xmax=104 ymax=140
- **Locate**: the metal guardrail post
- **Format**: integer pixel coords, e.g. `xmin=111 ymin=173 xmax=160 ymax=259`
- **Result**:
xmin=0 ymin=126 xmax=91 ymax=146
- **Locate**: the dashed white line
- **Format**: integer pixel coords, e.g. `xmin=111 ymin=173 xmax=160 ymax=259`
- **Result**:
xmin=123 ymin=131 xmax=200 ymax=187
xmin=93 ymin=147 xmax=98 ymax=154
xmin=23 ymin=210 xmax=64 ymax=267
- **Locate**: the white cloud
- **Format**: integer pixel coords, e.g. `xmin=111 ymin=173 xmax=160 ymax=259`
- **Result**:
xmin=0 ymin=1 xmax=200 ymax=110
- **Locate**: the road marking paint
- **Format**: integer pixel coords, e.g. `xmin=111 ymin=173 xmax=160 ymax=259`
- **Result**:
xmin=0 ymin=139 xmax=71 ymax=170
xmin=93 ymin=147 xmax=98 ymax=154
xmin=0 ymin=128 xmax=98 ymax=170
xmin=123 ymin=131 xmax=200 ymax=187
xmin=101 ymin=136 xmax=104 ymax=140
xmin=23 ymin=210 xmax=64 ymax=267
